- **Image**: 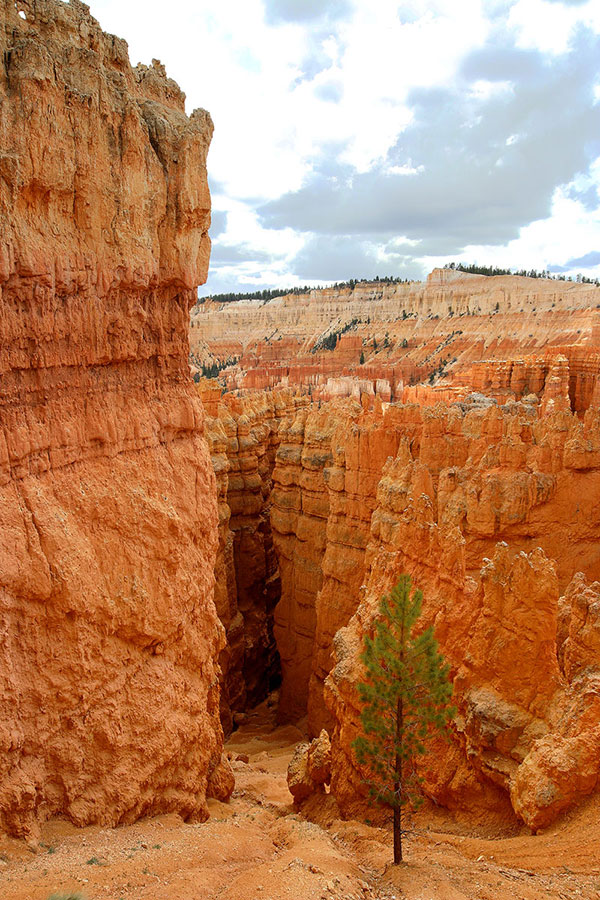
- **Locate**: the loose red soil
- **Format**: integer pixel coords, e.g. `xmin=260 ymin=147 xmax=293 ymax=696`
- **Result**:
xmin=1 ymin=699 xmax=598 ymax=900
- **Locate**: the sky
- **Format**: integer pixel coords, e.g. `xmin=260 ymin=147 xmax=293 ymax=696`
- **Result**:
xmin=90 ymin=0 xmax=600 ymax=294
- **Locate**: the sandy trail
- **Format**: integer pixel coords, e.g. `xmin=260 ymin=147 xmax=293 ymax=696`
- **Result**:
xmin=1 ymin=698 xmax=599 ymax=900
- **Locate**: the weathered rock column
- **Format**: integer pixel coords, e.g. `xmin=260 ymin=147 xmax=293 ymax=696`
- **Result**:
xmin=0 ymin=0 xmax=231 ymax=838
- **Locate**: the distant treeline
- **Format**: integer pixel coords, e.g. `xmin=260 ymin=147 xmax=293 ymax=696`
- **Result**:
xmin=191 ymin=356 xmax=238 ymax=382
xmin=445 ymin=262 xmax=599 ymax=285
xmin=200 ymin=286 xmax=319 ymax=304
xmin=333 ymin=275 xmax=411 ymax=288
xmin=198 ymin=275 xmax=412 ymax=305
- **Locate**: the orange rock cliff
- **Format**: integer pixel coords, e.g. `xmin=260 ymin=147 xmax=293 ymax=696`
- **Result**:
xmin=192 ymin=272 xmax=600 ymax=838
xmin=0 ymin=0 xmax=232 ymax=838
xmin=321 ymin=400 xmax=600 ymax=831
xmin=202 ymin=386 xmax=600 ymax=832
xmin=193 ymin=265 xmax=600 ymax=834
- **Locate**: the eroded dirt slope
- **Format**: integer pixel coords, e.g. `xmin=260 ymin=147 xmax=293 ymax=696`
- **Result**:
xmin=2 ymin=700 xmax=598 ymax=900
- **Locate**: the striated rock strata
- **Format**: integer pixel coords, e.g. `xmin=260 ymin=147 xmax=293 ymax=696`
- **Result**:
xmin=0 ymin=0 xmax=231 ymax=838
xmin=200 ymin=386 xmax=309 ymax=731
xmin=191 ymin=269 xmax=600 ymax=408
xmin=271 ymin=399 xmax=408 ymax=730
xmin=322 ymin=400 xmax=600 ymax=830
xmin=239 ymin=391 xmax=600 ymax=829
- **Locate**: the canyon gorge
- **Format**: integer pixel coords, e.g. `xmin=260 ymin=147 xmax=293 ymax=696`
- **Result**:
xmin=194 ymin=258 xmax=600 ymax=836
xmin=1 ymin=1 xmax=600 ymax=899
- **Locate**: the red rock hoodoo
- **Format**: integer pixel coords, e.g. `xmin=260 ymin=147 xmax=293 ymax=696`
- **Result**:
xmin=0 ymin=0 xmax=231 ymax=838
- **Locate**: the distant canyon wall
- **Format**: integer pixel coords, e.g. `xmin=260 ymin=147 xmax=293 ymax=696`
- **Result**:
xmin=190 ymin=271 xmax=600 ymax=412
xmin=0 ymin=0 xmax=231 ymax=838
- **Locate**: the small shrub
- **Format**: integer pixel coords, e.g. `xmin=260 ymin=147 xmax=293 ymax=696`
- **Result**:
xmin=47 ymin=893 xmax=87 ymax=900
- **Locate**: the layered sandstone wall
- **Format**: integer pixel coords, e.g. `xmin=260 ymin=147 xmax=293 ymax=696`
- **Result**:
xmin=270 ymin=401 xmax=413 ymax=731
xmin=326 ymin=539 xmax=600 ymax=832
xmin=271 ymin=404 xmax=339 ymax=722
xmin=0 ymin=0 xmax=231 ymax=838
xmin=194 ymin=376 xmax=600 ymax=831
xmin=323 ymin=399 xmax=600 ymax=830
xmin=306 ymin=405 xmax=408 ymax=734
xmin=201 ymin=386 xmax=309 ymax=731
xmin=190 ymin=270 xmax=600 ymax=407
xmin=253 ymin=390 xmax=600 ymax=828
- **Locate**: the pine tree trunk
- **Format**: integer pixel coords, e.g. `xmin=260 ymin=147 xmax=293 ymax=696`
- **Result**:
xmin=393 ymin=695 xmax=403 ymax=864
xmin=393 ymin=804 xmax=402 ymax=864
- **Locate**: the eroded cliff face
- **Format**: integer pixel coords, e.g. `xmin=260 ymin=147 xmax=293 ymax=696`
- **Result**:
xmin=212 ymin=389 xmax=600 ymax=830
xmin=321 ymin=400 xmax=600 ymax=831
xmin=271 ymin=400 xmax=409 ymax=731
xmin=190 ymin=269 xmax=600 ymax=409
xmin=195 ymin=351 xmax=600 ymax=832
xmin=6 ymin=0 xmax=596 ymax=850
xmin=0 ymin=0 xmax=231 ymax=838
xmin=201 ymin=386 xmax=309 ymax=731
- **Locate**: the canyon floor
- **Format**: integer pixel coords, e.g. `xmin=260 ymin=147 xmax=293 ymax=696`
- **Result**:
xmin=1 ymin=698 xmax=598 ymax=900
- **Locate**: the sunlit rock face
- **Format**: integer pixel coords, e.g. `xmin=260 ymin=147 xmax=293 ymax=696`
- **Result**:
xmin=0 ymin=0 xmax=230 ymax=838
xmin=203 ymin=381 xmax=600 ymax=830
xmin=197 ymin=308 xmax=600 ymax=829
xmin=191 ymin=269 xmax=600 ymax=410
xmin=322 ymin=400 xmax=600 ymax=831
xmin=206 ymin=372 xmax=600 ymax=830
xmin=270 ymin=400 xmax=409 ymax=731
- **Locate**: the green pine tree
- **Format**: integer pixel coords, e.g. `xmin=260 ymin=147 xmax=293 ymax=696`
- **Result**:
xmin=352 ymin=575 xmax=455 ymax=865
xmin=360 ymin=350 xmax=365 ymax=365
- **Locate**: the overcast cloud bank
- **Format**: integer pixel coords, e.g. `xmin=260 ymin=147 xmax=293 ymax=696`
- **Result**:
xmin=90 ymin=0 xmax=600 ymax=294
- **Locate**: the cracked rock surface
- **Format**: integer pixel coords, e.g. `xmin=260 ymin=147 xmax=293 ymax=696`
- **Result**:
xmin=0 ymin=0 xmax=228 ymax=837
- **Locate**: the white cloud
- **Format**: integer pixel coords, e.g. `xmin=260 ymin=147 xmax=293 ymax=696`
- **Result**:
xmin=508 ymin=0 xmax=600 ymax=53
xmin=90 ymin=0 xmax=600 ymax=290
xmin=420 ymin=187 xmax=600 ymax=276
